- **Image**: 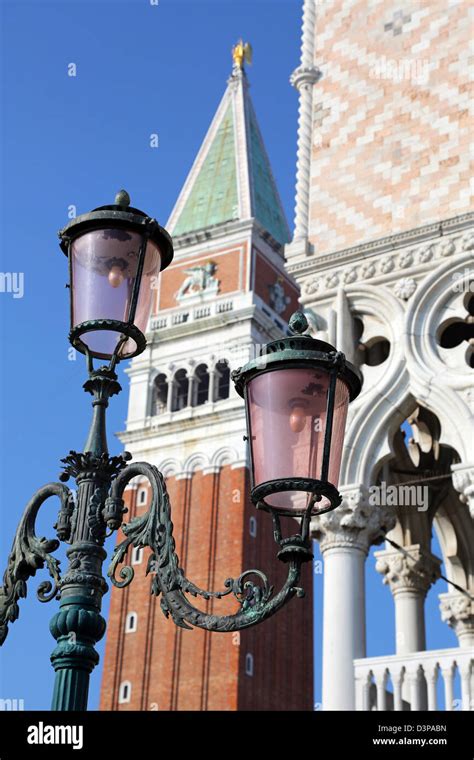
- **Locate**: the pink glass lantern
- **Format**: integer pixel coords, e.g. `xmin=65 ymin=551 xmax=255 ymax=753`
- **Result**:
xmin=232 ymin=312 xmax=361 ymax=517
xmin=59 ymin=190 xmax=173 ymax=361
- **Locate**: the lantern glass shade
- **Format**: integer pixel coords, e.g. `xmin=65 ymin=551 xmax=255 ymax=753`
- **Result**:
xmin=70 ymin=228 xmax=161 ymax=358
xmin=246 ymin=367 xmax=350 ymax=512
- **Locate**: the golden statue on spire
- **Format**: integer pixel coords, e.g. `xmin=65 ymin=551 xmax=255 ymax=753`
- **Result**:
xmin=232 ymin=39 xmax=252 ymax=69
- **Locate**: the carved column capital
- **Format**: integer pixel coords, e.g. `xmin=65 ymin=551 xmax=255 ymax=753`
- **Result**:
xmin=451 ymin=463 xmax=474 ymax=518
xmin=311 ymin=484 xmax=396 ymax=554
xmin=439 ymin=591 xmax=474 ymax=647
xmin=375 ymin=545 xmax=441 ymax=596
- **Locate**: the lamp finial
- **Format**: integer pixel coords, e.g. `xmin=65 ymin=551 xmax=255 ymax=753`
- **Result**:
xmin=115 ymin=189 xmax=131 ymax=208
xmin=289 ymin=311 xmax=309 ymax=335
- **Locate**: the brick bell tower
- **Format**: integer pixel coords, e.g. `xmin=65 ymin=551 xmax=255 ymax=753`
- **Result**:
xmin=100 ymin=44 xmax=313 ymax=712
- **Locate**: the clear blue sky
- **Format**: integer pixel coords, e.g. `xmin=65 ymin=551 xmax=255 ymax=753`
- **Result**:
xmin=0 ymin=0 xmax=456 ymax=711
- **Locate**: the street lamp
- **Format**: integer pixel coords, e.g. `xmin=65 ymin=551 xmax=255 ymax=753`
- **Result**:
xmin=232 ymin=311 xmax=361 ymax=519
xmin=0 ymin=192 xmax=361 ymax=711
xmin=59 ymin=188 xmax=174 ymax=363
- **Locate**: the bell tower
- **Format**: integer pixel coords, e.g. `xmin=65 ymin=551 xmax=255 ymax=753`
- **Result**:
xmin=100 ymin=45 xmax=313 ymax=711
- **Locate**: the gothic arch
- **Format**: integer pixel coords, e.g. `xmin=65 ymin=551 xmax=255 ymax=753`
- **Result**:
xmin=338 ymin=284 xmax=408 ymax=486
xmin=403 ymin=253 xmax=473 ymax=462
xmin=367 ymin=402 xmax=472 ymax=591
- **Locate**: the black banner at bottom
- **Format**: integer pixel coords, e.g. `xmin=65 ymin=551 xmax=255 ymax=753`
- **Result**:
xmin=0 ymin=709 xmax=471 ymax=757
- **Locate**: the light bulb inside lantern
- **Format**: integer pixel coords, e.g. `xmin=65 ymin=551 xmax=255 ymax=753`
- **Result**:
xmin=108 ymin=265 xmax=125 ymax=288
xmin=289 ymin=404 xmax=307 ymax=434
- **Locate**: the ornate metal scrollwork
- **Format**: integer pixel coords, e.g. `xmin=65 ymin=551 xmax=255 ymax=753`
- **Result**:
xmin=0 ymin=483 xmax=74 ymax=644
xmin=106 ymin=463 xmax=311 ymax=632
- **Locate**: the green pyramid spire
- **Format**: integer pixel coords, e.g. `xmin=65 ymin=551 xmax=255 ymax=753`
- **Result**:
xmin=168 ymin=64 xmax=290 ymax=246
xmin=172 ymin=103 xmax=238 ymax=236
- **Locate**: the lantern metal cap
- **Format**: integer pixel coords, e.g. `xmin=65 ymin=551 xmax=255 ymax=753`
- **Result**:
xmin=232 ymin=311 xmax=362 ymax=401
xmin=288 ymin=310 xmax=309 ymax=334
xmin=58 ymin=190 xmax=174 ymax=271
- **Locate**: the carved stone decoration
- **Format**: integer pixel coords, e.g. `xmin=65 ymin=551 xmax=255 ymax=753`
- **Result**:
xmin=175 ymin=261 xmax=219 ymax=301
xmin=461 ymin=233 xmax=474 ymax=251
xmin=305 ymin=277 xmax=320 ymax=294
xmin=311 ymin=485 xmax=396 ymax=553
xmin=343 ymin=267 xmax=358 ymax=284
xmin=361 ymin=263 xmax=376 ymax=279
xmin=439 ymin=240 xmax=456 ymax=257
xmin=399 ymin=251 xmax=414 ymax=268
xmin=451 ymin=463 xmax=474 ymax=518
xmin=418 ymin=244 xmax=434 ymax=263
xmin=268 ymin=276 xmax=291 ymax=314
xmin=375 ymin=545 xmax=441 ymax=596
xmin=380 ymin=256 xmax=395 ymax=273
xmin=393 ymin=277 xmax=417 ymax=300
xmin=325 ymin=272 xmax=340 ymax=288
xmin=439 ymin=591 xmax=474 ymax=646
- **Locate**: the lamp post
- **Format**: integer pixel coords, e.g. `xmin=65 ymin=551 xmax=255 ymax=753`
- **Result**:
xmin=0 ymin=192 xmax=361 ymax=711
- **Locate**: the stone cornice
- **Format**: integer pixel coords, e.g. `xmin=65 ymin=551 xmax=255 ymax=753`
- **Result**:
xmin=118 ymin=401 xmax=246 ymax=446
xmin=287 ymin=212 xmax=474 ymax=278
xmin=142 ymin=304 xmax=284 ymax=349
xmin=296 ymin=225 xmax=474 ymax=302
xmin=171 ymin=217 xmax=284 ymax=257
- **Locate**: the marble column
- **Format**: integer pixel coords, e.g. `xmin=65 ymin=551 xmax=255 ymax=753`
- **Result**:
xmin=312 ymin=484 xmax=395 ymax=710
xmin=375 ymin=545 xmax=441 ymax=654
xmin=208 ymin=366 xmax=216 ymax=404
xmin=187 ymin=374 xmax=194 ymax=408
